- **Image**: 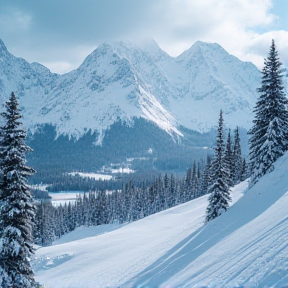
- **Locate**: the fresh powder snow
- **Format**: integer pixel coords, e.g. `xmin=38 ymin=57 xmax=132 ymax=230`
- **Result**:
xmin=68 ymin=172 xmax=113 ymax=180
xmin=33 ymin=150 xmax=288 ymax=287
xmin=33 ymin=180 xmax=246 ymax=287
xmin=49 ymin=192 xmax=83 ymax=207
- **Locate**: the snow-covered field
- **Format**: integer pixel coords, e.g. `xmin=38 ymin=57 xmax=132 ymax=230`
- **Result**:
xmin=30 ymin=184 xmax=50 ymax=191
xmin=34 ymin=153 xmax=288 ymax=288
xmin=52 ymin=224 xmax=126 ymax=246
xmin=49 ymin=192 xmax=83 ymax=206
xmin=68 ymin=172 xmax=113 ymax=180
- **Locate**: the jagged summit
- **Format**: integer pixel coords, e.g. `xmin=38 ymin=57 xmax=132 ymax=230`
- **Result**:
xmin=30 ymin=62 xmax=54 ymax=75
xmin=0 ymin=38 xmax=8 ymax=53
xmin=179 ymin=40 xmax=224 ymax=56
xmin=86 ymin=38 xmax=171 ymax=64
xmin=178 ymin=41 xmax=242 ymax=67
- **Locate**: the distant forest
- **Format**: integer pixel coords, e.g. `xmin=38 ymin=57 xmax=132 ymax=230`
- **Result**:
xmin=33 ymin=124 xmax=248 ymax=246
xmin=27 ymin=118 xmax=219 ymax=185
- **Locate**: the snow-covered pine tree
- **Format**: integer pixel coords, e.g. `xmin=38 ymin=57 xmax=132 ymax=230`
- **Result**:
xmin=232 ymin=127 xmax=243 ymax=184
xmin=163 ymin=173 xmax=170 ymax=210
xmin=191 ymin=161 xmax=198 ymax=198
xmin=248 ymin=39 xmax=288 ymax=186
xmin=34 ymin=200 xmax=55 ymax=246
xmin=200 ymin=155 xmax=211 ymax=196
xmin=0 ymin=92 xmax=37 ymax=287
xmin=224 ymin=129 xmax=233 ymax=187
xmin=240 ymin=158 xmax=248 ymax=182
xmin=169 ymin=174 xmax=176 ymax=207
xmin=184 ymin=167 xmax=192 ymax=201
xmin=205 ymin=110 xmax=231 ymax=223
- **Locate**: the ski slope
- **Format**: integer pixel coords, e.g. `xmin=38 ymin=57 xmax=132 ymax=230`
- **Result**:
xmin=34 ymin=153 xmax=288 ymax=288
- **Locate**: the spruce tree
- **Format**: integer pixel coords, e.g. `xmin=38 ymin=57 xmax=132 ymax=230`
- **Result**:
xmin=240 ymin=158 xmax=248 ymax=182
xmin=200 ymin=155 xmax=211 ymax=196
xmin=248 ymin=40 xmax=288 ymax=186
xmin=205 ymin=110 xmax=231 ymax=223
xmin=224 ymin=129 xmax=233 ymax=187
xmin=232 ymin=127 xmax=243 ymax=184
xmin=191 ymin=161 xmax=198 ymax=198
xmin=0 ymin=92 xmax=37 ymax=287
xmin=184 ymin=168 xmax=192 ymax=201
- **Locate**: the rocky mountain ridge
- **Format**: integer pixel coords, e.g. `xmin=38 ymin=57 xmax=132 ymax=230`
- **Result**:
xmin=0 ymin=38 xmax=267 ymax=143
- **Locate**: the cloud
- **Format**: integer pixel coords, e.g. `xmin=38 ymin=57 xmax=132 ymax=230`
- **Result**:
xmin=149 ymin=0 xmax=287 ymax=69
xmin=0 ymin=0 xmax=286 ymax=73
xmin=150 ymin=0 xmax=274 ymax=52
xmin=0 ymin=6 xmax=31 ymax=34
xmin=243 ymin=30 xmax=288 ymax=68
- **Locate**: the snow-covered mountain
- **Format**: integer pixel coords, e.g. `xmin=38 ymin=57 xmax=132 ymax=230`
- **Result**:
xmin=2 ymin=38 xmax=288 ymax=174
xmin=0 ymin=38 xmax=262 ymax=140
xmin=33 ymin=151 xmax=288 ymax=287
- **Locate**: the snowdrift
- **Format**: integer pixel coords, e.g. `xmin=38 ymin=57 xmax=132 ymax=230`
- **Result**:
xmin=34 ymin=153 xmax=288 ymax=288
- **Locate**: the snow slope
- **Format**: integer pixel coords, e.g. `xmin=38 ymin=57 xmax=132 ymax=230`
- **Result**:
xmin=52 ymin=224 xmax=126 ymax=246
xmin=33 ymin=181 xmax=246 ymax=288
xmin=33 ymin=152 xmax=288 ymax=287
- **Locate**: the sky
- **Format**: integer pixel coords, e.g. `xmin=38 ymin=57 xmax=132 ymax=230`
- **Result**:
xmin=0 ymin=0 xmax=287 ymax=74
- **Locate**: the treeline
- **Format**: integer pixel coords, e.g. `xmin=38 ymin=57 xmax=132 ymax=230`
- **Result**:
xmin=34 ymin=127 xmax=248 ymax=246
xmin=34 ymin=173 xmax=207 ymax=246
xmin=27 ymin=119 xmax=214 ymax=184
xmin=43 ymin=171 xmax=158 ymax=192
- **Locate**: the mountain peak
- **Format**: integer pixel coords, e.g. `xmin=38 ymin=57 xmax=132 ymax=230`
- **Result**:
xmin=178 ymin=41 xmax=227 ymax=61
xmin=103 ymin=38 xmax=160 ymax=50
xmin=133 ymin=38 xmax=161 ymax=51
xmin=0 ymin=38 xmax=261 ymax=140
xmin=0 ymin=38 xmax=8 ymax=54
xmin=31 ymin=62 xmax=54 ymax=75
xmin=135 ymin=38 xmax=171 ymax=60
xmin=193 ymin=40 xmax=223 ymax=49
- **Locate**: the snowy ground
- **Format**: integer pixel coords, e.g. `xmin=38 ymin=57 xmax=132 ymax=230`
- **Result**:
xmin=30 ymin=184 xmax=50 ymax=191
xmin=52 ymin=224 xmax=126 ymax=245
xmin=68 ymin=172 xmax=113 ymax=180
xmin=49 ymin=192 xmax=84 ymax=206
xmin=34 ymin=153 xmax=288 ymax=288
xmin=68 ymin=168 xmax=135 ymax=180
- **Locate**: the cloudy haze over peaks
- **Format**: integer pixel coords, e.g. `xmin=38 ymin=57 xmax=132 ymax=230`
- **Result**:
xmin=0 ymin=0 xmax=287 ymax=74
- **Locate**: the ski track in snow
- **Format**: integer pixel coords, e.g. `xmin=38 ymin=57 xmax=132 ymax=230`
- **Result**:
xmin=33 ymin=153 xmax=288 ymax=288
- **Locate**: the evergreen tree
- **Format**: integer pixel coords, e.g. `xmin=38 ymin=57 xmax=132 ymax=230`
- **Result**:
xmin=169 ymin=174 xmax=176 ymax=207
xmin=200 ymin=155 xmax=211 ymax=195
xmin=240 ymin=158 xmax=248 ymax=182
xmin=248 ymin=40 xmax=288 ymax=186
xmin=184 ymin=168 xmax=192 ymax=201
xmin=0 ymin=92 xmax=37 ymax=287
xmin=191 ymin=161 xmax=198 ymax=198
xmin=232 ymin=127 xmax=243 ymax=184
xmin=224 ymin=129 xmax=233 ymax=187
xmin=34 ymin=200 xmax=55 ymax=246
xmin=205 ymin=110 xmax=231 ymax=223
xmin=163 ymin=173 xmax=170 ymax=209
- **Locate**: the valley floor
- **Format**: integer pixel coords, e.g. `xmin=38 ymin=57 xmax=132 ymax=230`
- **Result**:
xmin=33 ymin=154 xmax=288 ymax=287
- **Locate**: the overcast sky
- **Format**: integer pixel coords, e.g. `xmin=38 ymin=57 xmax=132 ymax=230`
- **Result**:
xmin=0 ymin=0 xmax=287 ymax=74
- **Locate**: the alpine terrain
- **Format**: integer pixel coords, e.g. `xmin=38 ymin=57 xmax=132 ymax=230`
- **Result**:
xmin=33 ymin=151 xmax=288 ymax=288
xmin=0 ymin=38 xmax=287 ymax=175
